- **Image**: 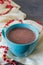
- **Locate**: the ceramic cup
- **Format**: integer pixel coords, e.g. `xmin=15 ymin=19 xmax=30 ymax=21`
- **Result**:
xmin=2 ymin=23 xmax=39 ymax=57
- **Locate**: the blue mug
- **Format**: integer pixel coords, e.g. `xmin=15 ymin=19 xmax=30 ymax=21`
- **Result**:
xmin=2 ymin=23 xmax=39 ymax=57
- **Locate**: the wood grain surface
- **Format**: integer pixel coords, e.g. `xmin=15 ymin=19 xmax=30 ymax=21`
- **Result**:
xmin=13 ymin=0 xmax=43 ymax=24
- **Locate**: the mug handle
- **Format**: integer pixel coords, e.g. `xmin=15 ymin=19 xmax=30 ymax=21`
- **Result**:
xmin=2 ymin=28 xmax=6 ymax=38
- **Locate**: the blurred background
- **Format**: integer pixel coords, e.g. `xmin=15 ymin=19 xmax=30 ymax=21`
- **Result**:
xmin=13 ymin=0 xmax=43 ymax=25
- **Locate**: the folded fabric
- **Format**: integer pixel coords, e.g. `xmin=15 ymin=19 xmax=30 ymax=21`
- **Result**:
xmin=0 ymin=0 xmax=20 ymax=9
xmin=0 ymin=10 xmax=26 ymax=23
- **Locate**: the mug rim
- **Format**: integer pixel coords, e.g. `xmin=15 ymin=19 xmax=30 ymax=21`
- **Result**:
xmin=5 ymin=23 xmax=39 ymax=46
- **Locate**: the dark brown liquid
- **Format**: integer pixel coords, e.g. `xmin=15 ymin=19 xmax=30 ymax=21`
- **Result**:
xmin=7 ymin=28 xmax=36 ymax=44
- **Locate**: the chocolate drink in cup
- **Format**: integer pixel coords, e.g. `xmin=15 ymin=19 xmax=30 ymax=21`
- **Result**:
xmin=7 ymin=27 xmax=36 ymax=44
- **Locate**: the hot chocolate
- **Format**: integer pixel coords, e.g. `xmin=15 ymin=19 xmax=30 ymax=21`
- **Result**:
xmin=7 ymin=28 xmax=36 ymax=44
